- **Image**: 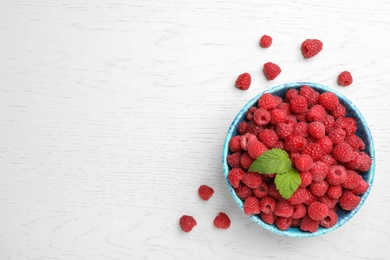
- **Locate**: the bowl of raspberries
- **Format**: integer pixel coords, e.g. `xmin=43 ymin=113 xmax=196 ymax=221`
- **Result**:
xmin=222 ymin=82 xmax=375 ymax=237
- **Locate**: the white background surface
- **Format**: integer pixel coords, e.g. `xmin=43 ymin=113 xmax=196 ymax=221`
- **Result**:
xmin=1 ymin=0 xmax=390 ymax=259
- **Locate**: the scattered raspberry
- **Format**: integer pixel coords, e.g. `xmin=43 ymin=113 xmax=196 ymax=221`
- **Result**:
xmin=308 ymin=201 xmax=329 ymax=220
xmin=243 ymin=196 xmax=261 ymax=215
xmin=338 ymin=71 xmax=353 ymax=86
xmin=259 ymin=35 xmax=272 ymax=48
xmin=339 ymin=190 xmax=361 ymax=211
xmin=213 ymin=212 xmax=231 ymax=229
xmin=289 ymin=95 xmax=308 ymax=114
xmin=235 ymin=72 xmax=252 ymax=90
xmin=198 ymin=185 xmax=214 ymax=201
xmin=294 ymin=154 xmax=313 ymax=172
xmin=263 ymin=62 xmax=281 ymax=80
xmin=301 ymin=39 xmax=323 ymax=59
xmin=179 ymin=215 xmax=197 ymax=233
xmin=259 ymin=196 xmax=276 ymax=214
xmin=242 ymin=171 xmax=263 ymax=189
xmin=332 ymin=142 xmax=355 ymax=162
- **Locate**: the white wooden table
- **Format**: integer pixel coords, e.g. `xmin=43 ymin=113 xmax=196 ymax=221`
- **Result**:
xmin=1 ymin=0 xmax=389 ymax=259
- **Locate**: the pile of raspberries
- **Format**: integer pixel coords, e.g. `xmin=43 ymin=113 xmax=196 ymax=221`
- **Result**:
xmin=226 ymin=84 xmax=372 ymax=232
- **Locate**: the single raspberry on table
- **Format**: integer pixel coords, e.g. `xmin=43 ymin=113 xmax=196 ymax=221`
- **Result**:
xmin=259 ymin=35 xmax=273 ymax=48
xmin=179 ymin=215 xmax=197 ymax=233
xmin=301 ymin=39 xmax=323 ymax=59
xmin=198 ymin=184 xmax=215 ymax=201
xmin=263 ymin=62 xmax=281 ymax=80
xmin=338 ymin=71 xmax=353 ymax=86
xmin=235 ymin=72 xmax=252 ymax=90
xmin=243 ymin=196 xmax=261 ymax=215
xmin=308 ymin=201 xmax=329 ymax=221
xmin=213 ymin=212 xmax=231 ymax=229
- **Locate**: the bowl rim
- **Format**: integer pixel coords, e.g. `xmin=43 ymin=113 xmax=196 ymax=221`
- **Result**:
xmin=222 ymin=81 xmax=376 ymax=238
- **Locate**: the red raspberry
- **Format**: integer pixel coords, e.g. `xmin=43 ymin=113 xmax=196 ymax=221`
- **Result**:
xmin=274 ymin=200 xmax=294 ymax=218
xmin=198 ymin=184 xmax=214 ymax=201
xmin=331 ymin=103 xmax=347 ymax=119
xmin=247 ymin=139 xmax=268 ymax=159
xmin=179 ymin=215 xmax=197 ymax=233
xmin=245 ymin=106 xmax=257 ymax=121
xmin=240 ymin=152 xmax=254 ymax=170
xmin=260 ymin=212 xmax=276 ymax=224
xmin=326 ymin=185 xmax=342 ymax=199
xmin=253 ymin=182 xmax=269 ymax=199
xmin=326 ymin=165 xmax=347 ymax=185
xmin=345 ymin=134 xmax=365 ymax=150
xmin=235 ymin=72 xmax=251 ymax=90
xmin=338 ymin=71 xmax=353 ymax=86
xmin=310 ymin=161 xmax=329 ymax=181
xmin=300 ymin=215 xmax=319 ymax=233
xmin=213 ymin=212 xmax=231 ymax=229
xmin=240 ymin=133 xmax=257 ymax=151
xmin=339 ymin=190 xmax=360 ymax=211
xmin=259 ymin=35 xmax=272 ymax=48
xmin=332 ymin=142 xmax=355 ymax=162
xmin=351 ymin=178 xmax=369 ymax=195
xmin=258 ymin=129 xmax=279 ymax=148
xmin=253 ymin=108 xmax=271 ymax=126
xmin=344 ymin=152 xmax=361 ymax=170
xmin=278 ymin=102 xmax=291 ymax=115
xmin=272 ymin=141 xmax=284 ymax=150
xmin=301 ymin=39 xmax=323 ymax=59
xmin=284 ymin=134 xmax=307 ymax=153
xmin=306 ymin=91 xmax=320 ymax=108
xmin=286 ymin=88 xmax=299 ymax=101
xmin=238 ymin=121 xmax=248 ymax=134
xmin=301 ymin=143 xmax=325 ymax=160
xmin=308 ymin=121 xmax=325 ymax=139
xmin=292 ymin=203 xmax=307 ymax=219
xmin=259 ymin=196 xmax=276 ymax=214
xmin=299 ymin=85 xmax=315 ymax=99
xmin=289 ymin=95 xmax=308 ymax=114
xmin=258 ymin=93 xmax=278 ymax=110
xmin=285 ymin=114 xmax=297 ymax=124
xmin=306 ymin=104 xmax=326 ymax=122
xmin=263 ymin=62 xmax=281 ymax=80
xmin=318 ymin=195 xmax=338 ymax=209
xmin=308 ymin=201 xmax=329 ymax=220
xmin=310 ymin=180 xmax=329 ymax=197
xmin=357 ymin=152 xmax=372 ymax=172
xmin=328 ymin=127 xmax=346 ymax=145
xmin=322 ymin=115 xmax=335 ymax=133
xmin=268 ymin=183 xmax=284 ymax=200
xmin=335 ymin=117 xmax=357 ymax=135
xmin=341 ymin=170 xmax=360 ymax=190
xmin=293 ymin=122 xmax=309 ymax=137
xmin=228 ymin=168 xmax=244 ymax=188
xmin=242 ymin=171 xmax=263 ymax=189
xmin=320 ymin=209 xmax=338 ymax=228
xmin=274 ymin=96 xmax=283 ymax=106
xmin=294 ymin=154 xmax=314 ymax=172
xmin=299 ymin=171 xmax=312 ymax=188
xmin=304 ymin=189 xmax=318 ymax=206
xmin=321 ymin=154 xmax=337 ymax=166
xmin=275 ymin=122 xmax=294 ymax=139
xmin=288 ymin=188 xmax=309 ymax=205
xmin=275 ymin=217 xmax=292 ymax=231
xmin=235 ymin=183 xmax=253 ymax=200
xmin=244 ymin=196 xmax=261 ymax=215
xmin=318 ymin=92 xmax=339 ymax=111
xmin=316 ymin=136 xmax=333 ymax=154
xmin=227 ymin=152 xmax=241 ymax=168
xmin=270 ymin=108 xmax=287 ymax=124
xmin=229 ymin=135 xmax=242 ymax=152
xmin=246 ymin=121 xmax=264 ymax=135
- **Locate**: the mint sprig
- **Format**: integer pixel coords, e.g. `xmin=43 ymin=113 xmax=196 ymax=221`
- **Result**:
xmin=248 ymin=148 xmax=301 ymax=199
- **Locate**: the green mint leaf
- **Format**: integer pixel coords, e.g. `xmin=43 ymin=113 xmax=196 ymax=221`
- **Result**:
xmin=248 ymin=148 xmax=292 ymax=174
xmin=274 ymin=168 xmax=301 ymax=199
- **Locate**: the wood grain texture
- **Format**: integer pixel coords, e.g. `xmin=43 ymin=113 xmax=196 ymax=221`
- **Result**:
xmin=1 ymin=0 xmax=390 ymax=259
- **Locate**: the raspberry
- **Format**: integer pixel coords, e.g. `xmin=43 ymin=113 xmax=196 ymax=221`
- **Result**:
xmin=227 ymin=152 xmax=241 ymax=168
xmin=326 ymin=185 xmax=342 ymax=199
xmin=268 ymin=183 xmax=284 ymax=201
xmin=316 ymin=136 xmax=333 ymax=154
xmin=318 ymin=92 xmax=339 ymax=111
xmin=308 ymin=122 xmax=325 ymax=139
xmin=299 ymin=85 xmax=315 ymax=99
xmin=270 ymin=108 xmax=287 ymax=125
xmin=272 ymin=141 xmax=284 ymax=150
xmin=341 ymin=170 xmax=360 ymax=190
xmin=310 ymin=180 xmax=329 ymax=197
xmin=294 ymin=154 xmax=314 ymax=172
xmin=286 ymin=88 xmax=299 ymax=101
xmin=275 ymin=217 xmax=292 ymax=231
xmin=229 ymin=135 xmax=242 ymax=152
xmin=332 ymin=142 xmax=355 ymax=163
xmin=235 ymin=72 xmax=251 ymax=90
xmin=240 ymin=133 xmax=257 ymax=151
xmin=289 ymin=95 xmax=308 ymax=114
xmin=246 ymin=121 xmax=264 ymax=135
xmin=274 ymin=200 xmax=294 ymax=218
xmin=258 ymin=93 xmax=278 ymax=110
xmin=338 ymin=71 xmax=353 ymax=86
xmin=318 ymin=195 xmax=338 ymax=209
xmin=253 ymin=108 xmax=271 ymax=126
xmin=274 ymin=96 xmax=283 ymax=106
xmin=320 ymin=209 xmax=338 ymax=228
xmin=259 ymin=35 xmax=272 ymax=48
xmin=245 ymin=106 xmax=257 ymax=121
xmin=278 ymin=102 xmax=291 ymax=115
xmin=299 ymin=171 xmax=313 ymax=188
xmin=284 ymin=134 xmax=307 ymax=152
xmin=260 ymin=212 xmax=276 ymax=224
xmin=293 ymin=122 xmax=309 ymax=137
xmin=240 ymin=152 xmax=254 ymax=170
xmin=198 ymin=185 xmax=214 ymax=201
xmin=306 ymin=104 xmax=326 ymax=122
xmin=301 ymin=143 xmax=325 ymax=160
xmin=304 ymin=189 xmax=318 ymax=206
xmin=328 ymin=127 xmax=346 ymax=145
xmin=300 ymin=215 xmax=319 ymax=232
xmin=213 ymin=212 xmax=231 ymax=229
xmin=258 ymin=129 xmax=279 ymax=148
xmin=339 ymin=190 xmax=360 ymax=211
xmin=322 ymin=115 xmax=335 ymax=133
xmin=326 ymin=165 xmax=347 ymax=185
xmin=320 ymin=154 xmax=337 ymax=166
xmin=332 ymin=103 xmax=347 ymax=119
xmin=235 ymin=183 xmax=253 ymax=200
xmin=301 ymin=39 xmax=323 ymax=59
xmin=242 ymin=171 xmax=263 ymax=189
xmin=288 ymin=188 xmax=309 ymax=205
xmin=351 ymin=178 xmax=369 ymax=195
xmin=275 ymin=122 xmax=294 ymax=139
xmin=291 ymin=218 xmax=302 ymax=227
xmin=335 ymin=117 xmax=357 ymax=135
xmin=345 ymin=134 xmax=365 ymax=150
xmin=285 ymin=114 xmax=297 ymax=124
xmin=253 ymin=182 xmax=269 ymax=199
xmin=179 ymin=215 xmax=197 ymax=233
xmin=228 ymin=168 xmax=245 ymax=188
xmin=247 ymin=139 xmax=268 ymax=159
xmin=306 ymin=91 xmax=320 ymax=108
xmin=292 ymin=203 xmax=307 ymax=219
xmin=357 ymin=152 xmax=372 ymax=172
xmin=263 ymin=62 xmax=281 ymax=80
xmin=238 ymin=121 xmax=248 ymax=134
xmin=344 ymin=152 xmax=361 ymax=170
xmin=310 ymin=161 xmax=329 ymax=181
xmin=308 ymin=201 xmax=329 ymax=220
xmin=243 ymin=196 xmax=261 ymax=215
xmin=259 ymin=196 xmax=276 ymax=214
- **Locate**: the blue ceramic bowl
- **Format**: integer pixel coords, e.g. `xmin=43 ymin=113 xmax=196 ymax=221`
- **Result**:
xmin=222 ymin=82 xmax=375 ymax=238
